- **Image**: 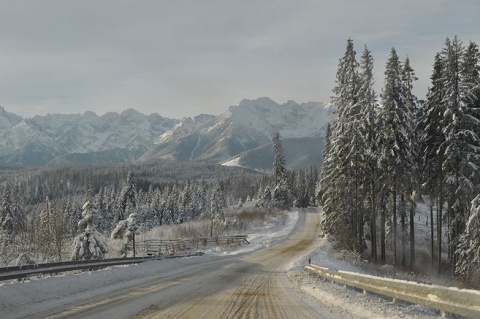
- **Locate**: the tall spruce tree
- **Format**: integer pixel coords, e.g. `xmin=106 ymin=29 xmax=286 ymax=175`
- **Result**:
xmin=272 ymin=132 xmax=289 ymax=206
xmin=118 ymin=171 xmax=137 ymax=222
xmin=11 ymin=183 xmax=26 ymax=240
xmin=319 ymin=123 xmax=336 ymax=212
xmin=210 ymin=184 xmax=225 ymax=238
xmin=421 ymin=52 xmax=447 ymax=272
xmin=440 ymin=36 xmax=480 ymax=271
xmin=0 ymin=185 xmax=14 ymax=243
xmin=378 ymin=47 xmax=416 ymax=266
xmin=455 ymin=194 xmax=480 ymax=282
xmin=357 ymin=45 xmax=379 ymax=260
xmin=321 ymin=39 xmax=369 ymax=252
xmin=401 ymin=56 xmax=419 ymax=266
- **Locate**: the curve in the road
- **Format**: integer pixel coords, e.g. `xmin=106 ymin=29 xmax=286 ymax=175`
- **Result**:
xmin=27 ymin=208 xmax=345 ymax=319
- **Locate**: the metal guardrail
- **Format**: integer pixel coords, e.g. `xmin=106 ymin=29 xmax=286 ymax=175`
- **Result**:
xmin=0 ymin=252 xmax=204 ymax=282
xmin=305 ymin=264 xmax=480 ymax=319
xmin=0 ymin=235 xmax=249 ymax=281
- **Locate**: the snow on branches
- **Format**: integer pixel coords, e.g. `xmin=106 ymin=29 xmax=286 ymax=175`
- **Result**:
xmin=71 ymin=201 xmax=108 ymax=261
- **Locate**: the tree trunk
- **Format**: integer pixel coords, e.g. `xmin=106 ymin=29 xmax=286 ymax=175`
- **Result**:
xmin=437 ymin=177 xmax=443 ymax=274
xmin=381 ymin=198 xmax=386 ymax=263
xmin=430 ymin=199 xmax=435 ymax=269
xmin=393 ymin=179 xmax=397 ymax=266
xmin=401 ymin=194 xmax=406 ymax=267
xmin=371 ymin=179 xmax=377 ymax=262
xmin=133 ymin=232 xmax=136 ymax=258
xmin=409 ymin=198 xmax=415 ymax=266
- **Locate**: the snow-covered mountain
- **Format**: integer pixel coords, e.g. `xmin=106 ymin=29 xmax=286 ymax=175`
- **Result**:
xmin=0 ymin=98 xmax=334 ymax=169
xmin=139 ymin=97 xmax=334 ymax=170
xmin=0 ymin=106 xmax=22 ymax=129
xmin=0 ymin=107 xmax=178 ymax=166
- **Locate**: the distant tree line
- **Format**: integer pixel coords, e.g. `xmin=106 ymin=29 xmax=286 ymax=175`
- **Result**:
xmin=0 ymin=161 xmax=262 ymax=264
xmin=319 ymin=36 xmax=480 ymax=285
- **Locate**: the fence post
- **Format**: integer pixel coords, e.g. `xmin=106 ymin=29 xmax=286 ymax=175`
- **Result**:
xmin=133 ymin=233 xmax=136 ymax=258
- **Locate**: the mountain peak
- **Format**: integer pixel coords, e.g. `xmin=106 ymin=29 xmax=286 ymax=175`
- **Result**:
xmin=225 ymin=97 xmax=330 ymax=139
xmin=142 ymin=97 xmax=334 ymax=169
xmin=285 ymin=100 xmax=300 ymax=107
xmin=82 ymin=110 xmax=98 ymax=119
xmin=237 ymin=97 xmax=276 ymax=108
xmin=0 ymin=105 xmax=23 ymax=129
xmin=120 ymin=108 xmax=143 ymax=117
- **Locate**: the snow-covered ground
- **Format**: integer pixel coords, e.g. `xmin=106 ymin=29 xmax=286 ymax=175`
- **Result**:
xmin=0 ymin=209 xmax=447 ymax=318
xmin=288 ymin=239 xmax=442 ymax=319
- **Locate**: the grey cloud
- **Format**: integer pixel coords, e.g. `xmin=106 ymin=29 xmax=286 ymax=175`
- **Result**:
xmin=0 ymin=0 xmax=478 ymax=118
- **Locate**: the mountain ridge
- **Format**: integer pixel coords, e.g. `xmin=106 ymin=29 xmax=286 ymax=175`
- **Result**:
xmin=139 ymin=97 xmax=334 ymax=170
xmin=0 ymin=98 xmax=334 ymax=170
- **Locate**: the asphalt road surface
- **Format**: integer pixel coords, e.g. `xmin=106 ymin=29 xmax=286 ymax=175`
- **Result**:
xmin=24 ymin=208 xmax=344 ymax=319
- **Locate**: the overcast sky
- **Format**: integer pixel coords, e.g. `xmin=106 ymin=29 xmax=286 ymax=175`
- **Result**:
xmin=0 ymin=0 xmax=478 ymax=119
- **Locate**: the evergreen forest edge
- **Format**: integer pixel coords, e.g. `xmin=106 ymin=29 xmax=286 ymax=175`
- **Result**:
xmin=319 ymin=36 xmax=480 ymax=287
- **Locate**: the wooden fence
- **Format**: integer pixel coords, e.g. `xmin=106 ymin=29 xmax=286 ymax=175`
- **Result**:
xmin=142 ymin=235 xmax=249 ymax=256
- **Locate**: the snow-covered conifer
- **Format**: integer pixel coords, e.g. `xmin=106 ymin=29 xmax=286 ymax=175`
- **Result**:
xmin=455 ymin=195 xmax=480 ymax=283
xmin=111 ymin=212 xmax=138 ymax=257
xmin=420 ymin=52 xmax=447 ymax=271
xmin=71 ymin=201 xmax=108 ymax=261
xmin=378 ymin=47 xmax=416 ymax=265
xmin=210 ymin=184 xmax=226 ymax=237
xmin=272 ymin=132 xmax=289 ymax=207
xmin=357 ymin=45 xmax=380 ymax=260
xmin=10 ymin=183 xmax=26 ymax=237
xmin=321 ymin=39 xmax=369 ymax=252
xmin=272 ymin=132 xmax=287 ymax=187
xmin=118 ymin=171 xmax=137 ymax=222
xmin=401 ymin=56 xmax=419 ymax=266
xmin=0 ymin=184 xmax=25 ymax=243
xmin=440 ymin=37 xmax=480 ymax=268
xmin=38 ymin=197 xmax=55 ymax=259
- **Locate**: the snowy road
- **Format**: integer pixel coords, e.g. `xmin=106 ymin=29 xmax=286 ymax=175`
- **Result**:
xmin=10 ymin=208 xmax=345 ymax=319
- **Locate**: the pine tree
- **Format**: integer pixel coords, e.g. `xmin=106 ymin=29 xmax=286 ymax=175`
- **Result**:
xmin=306 ymin=165 xmax=318 ymax=206
xmin=402 ymin=56 xmax=419 ymax=267
xmin=111 ymin=212 xmax=138 ymax=257
xmin=320 ymin=39 xmax=363 ymax=251
xmin=357 ymin=45 xmax=379 ymax=261
xmin=441 ymin=36 xmax=480 ymax=270
xmin=38 ymin=196 xmax=54 ymax=259
xmin=118 ymin=171 xmax=137 ymax=222
xmin=0 ymin=184 xmax=26 ymax=245
xmin=50 ymin=200 xmax=70 ymax=261
xmin=463 ymin=41 xmax=480 ymax=112
xmin=210 ymin=184 xmax=225 ymax=238
xmin=163 ymin=187 xmax=176 ymax=225
xmin=272 ymin=132 xmax=289 ymax=206
xmin=378 ymin=47 xmax=416 ymax=266
xmin=95 ymin=186 xmax=107 ymax=231
xmin=11 ymin=183 xmax=26 ymax=240
xmin=293 ymin=170 xmax=307 ymax=208
xmin=318 ymin=123 xmax=333 ymax=207
xmin=71 ymin=201 xmax=109 ymax=261
xmin=421 ymin=52 xmax=447 ymax=272
xmin=455 ymin=194 xmax=480 ymax=283
xmin=149 ymin=188 xmax=164 ymax=227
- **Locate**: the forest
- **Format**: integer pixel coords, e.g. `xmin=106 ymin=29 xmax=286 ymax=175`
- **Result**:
xmin=0 ymin=151 xmax=319 ymax=265
xmin=319 ymin=36 xmax=480 ymax=286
